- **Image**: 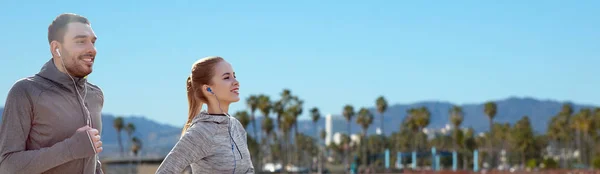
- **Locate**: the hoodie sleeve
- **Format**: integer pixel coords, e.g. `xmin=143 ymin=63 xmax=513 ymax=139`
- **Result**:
xmin=155 ymin=124 xmax=214 ymax=174
xmin=0 ymin=80 xmax=93 ymax=173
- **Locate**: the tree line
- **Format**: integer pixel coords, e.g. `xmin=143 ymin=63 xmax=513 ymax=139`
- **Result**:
xmin=234 ymin=89 xmax=600 ymax=172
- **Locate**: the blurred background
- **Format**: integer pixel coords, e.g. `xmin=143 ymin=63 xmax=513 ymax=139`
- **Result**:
xmin=1 ymin=0 xmax=600 ymax=173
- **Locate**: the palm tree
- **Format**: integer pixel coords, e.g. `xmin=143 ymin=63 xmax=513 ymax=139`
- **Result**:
xmin=342 ymin=104 xmax=355 ymax=168
xmin=552 ymin=103 xmax=573 ymax=168
xmin=310 ymin=106 xmax=321 ymax=168
xmin=592 ymin=108 xmax=600 ymax=164
xmin=310 ymin=107 xmax=321 ymax=137
xmin=281 ymin=111 xmax=296 ymax=167
xmin=277 ymin=89 xmax=293 ymax=166
xmin=234 ymin=111 xmax=251 ymax=129
xmin=449 ymin=105 xmax=463 ymax=168
xmin=286 ymin=98 xmax=303 ymax=165
xmin=356 ymin=107 xmax=374 ymax=165
xmin=113 ymin=116 xmax=124 ymax=156
xmin=246 ymin=95 xmax=259 ymax=139
xmin=483 ymin=101 xmax=497 ymax=167
xmin=257 ymin=94 xmax=271 ymax=170
xmin=271 ymin=100 xmax=285 ymax=166
xmin=406 ymin=108 xmax=420 ymax=152
xmin=319 ymin=129 xmax=327 ymax=173
xmin=512 ymin=116 xmax=534 ymax=166
xmin=290 ymin=97 xmax=304 ymax=139
xmin=376 ymin=96 xmax=388 ymax=137
xmin=125 ymin=123 xmax=135 ymax=156
xmin=415 ymin=107 xmax=431 ymax=151
xmin=320 ymin=130 xmax=327 ymax=144
xmin=280 ymin=89 xmax=292 ymax=106
xmin=131 ymin=137 xmax=142 ymax=156
xmin=462 ymin=128 xmax=476 ymax=170
xmin=262 ymin=116 xmax=274 ymax=162
xmin=573 ymin=108 xmax=593 ymax=165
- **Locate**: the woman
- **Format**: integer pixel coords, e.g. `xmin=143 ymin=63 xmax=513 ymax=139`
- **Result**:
xmin=156 ymin=56 xmax=254 ymax=174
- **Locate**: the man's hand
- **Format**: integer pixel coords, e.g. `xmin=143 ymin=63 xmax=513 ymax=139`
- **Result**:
xmin=75 ymin=126 xmax=103 ymax=154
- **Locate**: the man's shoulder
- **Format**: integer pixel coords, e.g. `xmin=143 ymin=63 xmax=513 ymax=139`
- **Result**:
xmin=85 ymin=81 xmax=103 ymax=93
xmin=5 ymin=76 xmax=50 ymax=104
xmin=85 ymin=81 xmax=104 ymax=103
xmin=9 ymin=76 xmax=44 ymax=94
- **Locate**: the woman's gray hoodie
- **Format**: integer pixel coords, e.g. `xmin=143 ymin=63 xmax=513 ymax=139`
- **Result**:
xmin=156 ymin=111 xmax=254 ymax=174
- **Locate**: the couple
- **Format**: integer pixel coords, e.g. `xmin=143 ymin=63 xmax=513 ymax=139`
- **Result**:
xmin=0 ymin=13 xmax=254 ymax=174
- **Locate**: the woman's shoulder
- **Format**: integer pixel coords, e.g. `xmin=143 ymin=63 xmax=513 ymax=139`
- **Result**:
xmin=182 ymin=122 xmax=219 ymax=143
xmin=229 ymin=117 xmax=248 ymax=134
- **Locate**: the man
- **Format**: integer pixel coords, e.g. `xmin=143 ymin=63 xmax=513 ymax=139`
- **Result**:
xmin=0 ymin=13 xmax=104 ymax=174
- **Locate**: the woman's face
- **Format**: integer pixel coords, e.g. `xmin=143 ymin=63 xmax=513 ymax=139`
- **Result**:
xmin=207 ymin=60 xmax=240 ymax=103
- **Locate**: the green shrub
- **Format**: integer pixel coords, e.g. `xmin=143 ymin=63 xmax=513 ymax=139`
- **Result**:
xmin=526 ymin=159 xmax=537 ymax=169
xmin=542 ymin=158 xmax=558 ymax=169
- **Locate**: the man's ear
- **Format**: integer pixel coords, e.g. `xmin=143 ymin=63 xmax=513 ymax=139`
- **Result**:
xmin=50 ymin=41 xmax=61 ymax=58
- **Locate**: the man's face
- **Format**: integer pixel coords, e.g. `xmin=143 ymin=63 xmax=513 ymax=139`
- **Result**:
xmin=57 ymin=22 xmax=97 ymax=78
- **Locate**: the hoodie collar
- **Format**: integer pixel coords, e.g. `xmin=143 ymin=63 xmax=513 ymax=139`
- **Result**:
xmin=192 ymin=111 xmax=231 ymax=125
xmin=37 ymin=58 xmax=87 ymax=91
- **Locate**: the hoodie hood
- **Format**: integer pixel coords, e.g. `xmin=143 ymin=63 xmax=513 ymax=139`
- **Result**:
xmin=36 ymin=58 xmax=87 ymax=93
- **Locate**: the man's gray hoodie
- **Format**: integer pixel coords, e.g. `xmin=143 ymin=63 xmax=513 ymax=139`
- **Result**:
xmin=156 ymin=111 xmax=254 ymax=174
xmin=0 ymin=59 xmax=103 ymax=174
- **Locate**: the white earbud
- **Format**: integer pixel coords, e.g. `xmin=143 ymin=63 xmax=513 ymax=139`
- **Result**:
xmin=55 ymin=49 xmax=61 ymax=57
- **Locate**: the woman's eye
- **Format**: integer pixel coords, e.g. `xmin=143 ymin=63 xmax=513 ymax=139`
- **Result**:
xmin=224 ymin=77 xmax=230 ymax=80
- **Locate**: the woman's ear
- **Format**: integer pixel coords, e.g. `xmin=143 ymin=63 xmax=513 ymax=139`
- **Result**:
xmin=203 ymin=85 xmax=213 ymax=95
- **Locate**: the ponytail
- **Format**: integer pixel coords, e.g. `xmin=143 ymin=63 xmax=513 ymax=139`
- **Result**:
xmin=183 ymin=75 xmax=202 ymax=136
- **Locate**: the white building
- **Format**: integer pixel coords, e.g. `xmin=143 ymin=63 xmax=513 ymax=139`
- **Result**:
xmin=325 ymin=114 xmax=333 ymax=146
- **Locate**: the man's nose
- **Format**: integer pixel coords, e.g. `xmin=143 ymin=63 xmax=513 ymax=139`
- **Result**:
xmin=86 ymin=42 xmax=97 ymax=55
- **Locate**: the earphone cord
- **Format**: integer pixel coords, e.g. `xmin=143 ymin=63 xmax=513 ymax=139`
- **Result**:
xmin=60 ymin=56 xmax=96 ymax=155
xmin=214 ymin=93 xmax=243 ymax=174
xmin=215 ymin=93 xmax=243 ymax=157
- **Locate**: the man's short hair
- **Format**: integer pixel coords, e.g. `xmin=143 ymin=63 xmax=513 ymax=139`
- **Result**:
xmin=47 ymin=13 xmax=90 ymax=44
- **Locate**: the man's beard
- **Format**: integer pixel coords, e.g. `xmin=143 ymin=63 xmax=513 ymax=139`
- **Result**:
xmin=64 ymin=53 xmax=94 ymax=78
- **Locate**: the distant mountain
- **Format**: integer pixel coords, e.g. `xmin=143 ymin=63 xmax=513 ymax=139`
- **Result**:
xmin=244 ymin=97 xmax=595 ymax=138
xmin=0 ymin=97 xmax=596 ymax=157
xmin=98 ymin=114 xmax=182 ymax=158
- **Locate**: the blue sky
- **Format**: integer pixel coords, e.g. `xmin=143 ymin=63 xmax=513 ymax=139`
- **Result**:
xmin=1 ymin=0 xmax=599 ymax=127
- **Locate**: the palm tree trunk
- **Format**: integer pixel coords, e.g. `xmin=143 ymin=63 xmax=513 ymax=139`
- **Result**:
xmin=314 ymin=122 xmax=322 ymax=174
xmin=380 ymin=113 xmax=384 ymax=137
xmin=346 ymin=122 xmax=351 ymax=170
xmin=488 ymin=119 xmax=494 ymax=168
xmin=294 ymin=123 xmax=299 ymax=165
xmin=462 ymin=151 xmax=468 ymax=170
xmin=252 ymin=116 xmax=259 ymax=142
xmin=287 ymin=131 xmax=292 ymax=173
xmin=284 ymin=130 xmax=288 ymax=170
xmin=583 ymin=132 xmax=589 ymax=167
xmin=362 ymin=129 xmax=367 ymax=166
xmin=117 ymin=131 xmax=123 ymax=156
xmin=126 ymin=134 xmax=131 ymax=156
xmin=561 ymin=139 xmax=567 ymax=168
xmin=278 ymin=122 xmax=284 ymax=167
xmin=251 ymin=114 xmax=260 ymax=171
xmin=521 ymin=152 xmax=526 ymax=167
